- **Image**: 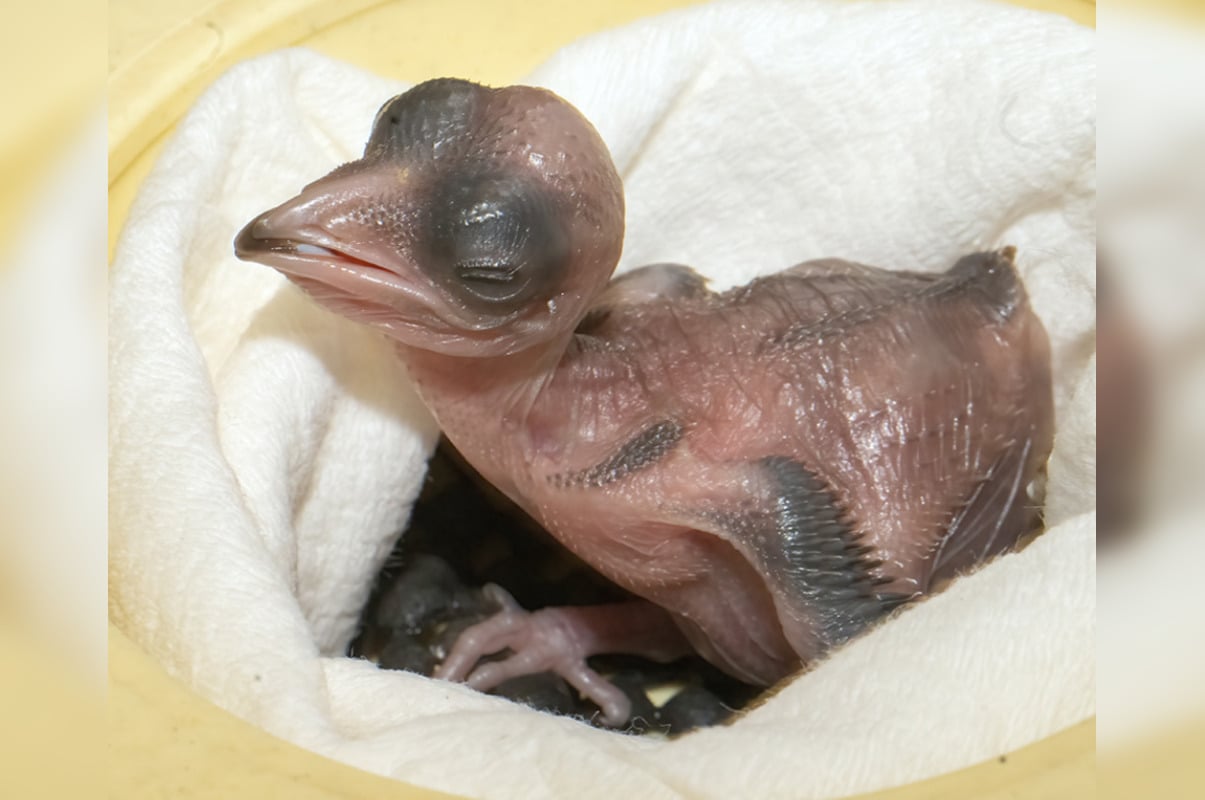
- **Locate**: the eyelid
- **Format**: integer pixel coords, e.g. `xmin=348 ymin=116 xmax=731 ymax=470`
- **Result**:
xmin=457 ymin=259 xmax=521 ymax=277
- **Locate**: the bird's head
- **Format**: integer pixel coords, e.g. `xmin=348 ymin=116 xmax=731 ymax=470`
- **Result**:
xmin=235 ymin=78 xmax=624 ymax=357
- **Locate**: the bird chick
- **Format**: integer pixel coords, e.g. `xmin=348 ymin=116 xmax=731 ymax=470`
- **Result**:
xmin=235 ymin=78 xmax=1054 ymax=727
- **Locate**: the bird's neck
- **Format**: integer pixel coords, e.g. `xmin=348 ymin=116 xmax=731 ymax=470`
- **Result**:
xmin=394 ymin=337 xmax=572 ymax=488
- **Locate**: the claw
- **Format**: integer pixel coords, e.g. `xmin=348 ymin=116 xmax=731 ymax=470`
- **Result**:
xmin=433 ymin=590 xmax=647 ymax=726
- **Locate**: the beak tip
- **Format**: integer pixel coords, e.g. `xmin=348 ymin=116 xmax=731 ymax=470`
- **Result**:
xmin=233 ymin=214 xmax=266 ymax=260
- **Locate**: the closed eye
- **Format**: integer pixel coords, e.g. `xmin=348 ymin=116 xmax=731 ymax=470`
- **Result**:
xmin=456 ymin=261 xmax=521 ymax=283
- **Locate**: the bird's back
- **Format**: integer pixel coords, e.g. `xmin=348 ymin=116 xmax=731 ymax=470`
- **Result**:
xmin=570 ymin=250 xmax=1054 ymax=592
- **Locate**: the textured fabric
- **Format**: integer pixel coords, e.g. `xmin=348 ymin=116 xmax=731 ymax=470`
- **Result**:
xmin=109 ymin=1 xmax=1095 ymax=797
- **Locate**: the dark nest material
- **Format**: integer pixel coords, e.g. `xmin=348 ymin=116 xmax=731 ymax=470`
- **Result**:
xmin=349 ymin=437 xmax=762 ymax=735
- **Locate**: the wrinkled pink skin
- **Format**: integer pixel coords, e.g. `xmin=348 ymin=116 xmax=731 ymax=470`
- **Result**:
xmin=236 ymin=80 xmax=1054 ymax=726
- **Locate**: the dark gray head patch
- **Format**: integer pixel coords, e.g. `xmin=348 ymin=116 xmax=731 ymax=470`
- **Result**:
xmin=365 ymin=78 xmax=483 ymax=161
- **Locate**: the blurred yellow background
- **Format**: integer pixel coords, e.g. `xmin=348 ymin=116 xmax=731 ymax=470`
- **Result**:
xmin=0 ymin=1 xmax=104 ymax=253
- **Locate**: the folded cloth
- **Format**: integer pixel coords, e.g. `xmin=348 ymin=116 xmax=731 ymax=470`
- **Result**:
xmin=109 ymin=1 xmax=1095 ymax=797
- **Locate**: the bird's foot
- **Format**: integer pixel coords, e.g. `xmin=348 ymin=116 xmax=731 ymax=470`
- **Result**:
xmin=434 ymin=584 xmax=633 ymax=726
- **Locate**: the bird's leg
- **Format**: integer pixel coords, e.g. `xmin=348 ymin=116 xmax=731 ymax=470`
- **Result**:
xmin=434 ymin=585 xmax=691 ymax=726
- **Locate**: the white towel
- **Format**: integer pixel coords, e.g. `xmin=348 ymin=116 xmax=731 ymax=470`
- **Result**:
xmin=109 ymin=1 xmax=1095 ymax=797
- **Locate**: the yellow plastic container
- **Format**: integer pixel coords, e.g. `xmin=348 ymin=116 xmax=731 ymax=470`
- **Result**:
xmin=108 ymin=2 xmax=1097 ymax=797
